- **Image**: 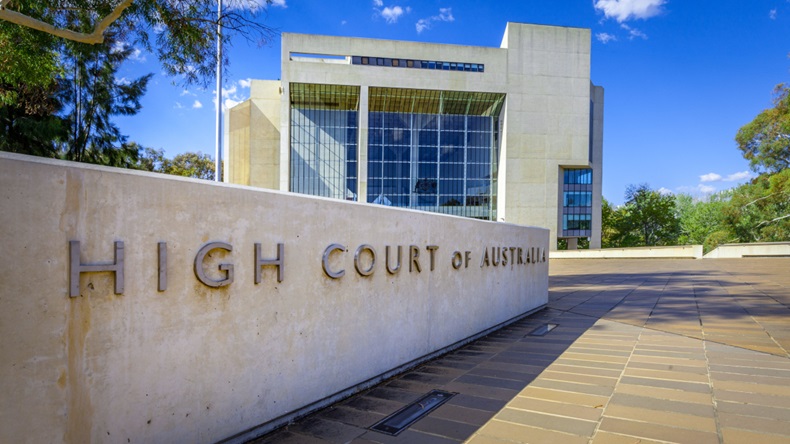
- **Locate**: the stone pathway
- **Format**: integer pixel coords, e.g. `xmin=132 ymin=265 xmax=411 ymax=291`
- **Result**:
xmin=250 ymin=258 xmax=790 ymax=443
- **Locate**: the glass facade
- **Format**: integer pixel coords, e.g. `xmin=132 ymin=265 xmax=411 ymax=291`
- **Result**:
xmin=366 ymin=88 xmax=505 ymax=220
xmin=562 ymin=168 xmax=593 ymax=237
xmin=290 ymin=83 xmax=359 ymax=200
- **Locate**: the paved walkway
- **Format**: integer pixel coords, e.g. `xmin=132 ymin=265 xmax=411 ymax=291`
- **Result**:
xmin=251 ymin=258 xmax=790 ymax=443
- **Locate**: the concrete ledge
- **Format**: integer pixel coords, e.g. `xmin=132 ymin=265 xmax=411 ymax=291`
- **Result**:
xmin=704 ymin=242 xmax=790 ymax=258
xmin=551 ymin=245 xmax=703 ymax=259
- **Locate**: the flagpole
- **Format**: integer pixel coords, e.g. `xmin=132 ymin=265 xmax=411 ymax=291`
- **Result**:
xmin=214 ymin=0 xmax=223 ymax=182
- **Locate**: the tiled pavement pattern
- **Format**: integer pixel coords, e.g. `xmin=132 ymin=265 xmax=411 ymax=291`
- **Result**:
xmin=250 ymin=258 xmax=790 ymax=443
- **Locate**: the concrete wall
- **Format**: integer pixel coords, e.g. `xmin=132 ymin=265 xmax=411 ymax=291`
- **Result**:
xmin=551 ymin=245 xmax=703 ymax=259
xmin=703 ymin=242 xmax=790 ymax=258
xmin=0 ymin=152 xmax=549 ymax=444
xmin=499 ymin=24 xmax=596 ymax=249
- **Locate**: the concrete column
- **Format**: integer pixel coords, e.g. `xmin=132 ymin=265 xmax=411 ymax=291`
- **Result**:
xmin=567 ymin=237 xmax=578 ymax=250
xmin=357 ymin=86 xmax=369 ymax=203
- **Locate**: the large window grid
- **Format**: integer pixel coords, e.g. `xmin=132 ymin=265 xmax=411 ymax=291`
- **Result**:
xmin=289 ymin=83 xmax=359 ymax=200
xmin=367 ymin=88 xmax=504 ymax=220
xmin=562 ymin=168 xmax=593 ymax=237
xmin=352 ymin=56 xmax=484 ymax=73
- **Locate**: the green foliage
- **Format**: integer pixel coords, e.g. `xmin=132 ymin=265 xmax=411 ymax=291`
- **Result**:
xmin=736 ymin=84 xmax=790 ymax=174
xmin=0 ymin=5 xmax=61 ymax=106
xmin=57 ymin=38 xmax=152 ymax=167
xmin=1 ymin=0 xmax=276 ymax=167
xmin=675 ymin=192 xmax=729 ymax=249
xmin=135 ymin=146 xmax=215 ymax=180
xmin=602 ymin=185 xmax=680 ymax=248
xmin=721 ymin=169 xmax=790 ymax=243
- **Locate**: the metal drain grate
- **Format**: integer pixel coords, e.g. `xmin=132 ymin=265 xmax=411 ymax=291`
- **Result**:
xmin=528 ymin=323 xmax=558 ymax=336
xmin=370 ymin=389 xmax=456 ymax=436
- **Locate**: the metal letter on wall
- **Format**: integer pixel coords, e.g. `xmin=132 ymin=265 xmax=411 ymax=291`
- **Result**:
xmin=255 ymin=243 xmax=285 ymax=283
xmin=69 ymin=240 xmax=124 ymax=297
xmin=322 ymin=244 xmax=346 ymax=279
xmin=194 ymin=242 xmax=234 ymax=288
xmin=354 ymin=244 xmax=376 ymax=277
xmin=158 ymin=242 xmax=167 ymax=292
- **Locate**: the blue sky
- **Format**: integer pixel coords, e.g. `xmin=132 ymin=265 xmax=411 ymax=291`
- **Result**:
xmin=114 ymin=0 xmax=790 ymax=205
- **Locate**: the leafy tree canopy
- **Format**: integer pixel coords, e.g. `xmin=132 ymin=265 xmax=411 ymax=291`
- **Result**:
xmin=736 ymin=84 xmax=790 ymax=174
xmin=602 ymin=184 xmax=680 ymax=248
xmin=136 ymin=146 xmax=215 ymax=180
xmin=0 ymin=0 xmax=277 ymax=90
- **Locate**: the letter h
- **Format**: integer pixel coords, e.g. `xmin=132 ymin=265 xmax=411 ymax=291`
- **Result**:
xmin=69 ymin=241 xmax=124 ymax=297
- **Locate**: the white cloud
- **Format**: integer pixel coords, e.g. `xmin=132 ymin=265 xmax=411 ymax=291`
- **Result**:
xmin=381 ymin=6 xmax=405 ymax=23
xmin=174 ymin=102 xmax=184 ymax=109
xmin=341 ymin=20 xmax=347 ymax=25
xmin=115 ymin=76 xmax=131 ymax=86
xmin=227 ymin=0 xmax=286 ymax=11
xmin=725 ymin=171 xmax=753 ymax=182
xmin=372 ymin=0 xmax=383 ymax=7
xmin=620 ymin=23 xmax=647 ymax=40
xmin=238 ymin=78 xmax=252 ymax=88
xmin=596 ymin=32 xmax=617 ymax=43
xmin=415 ymin=7 xmax=455 ymax=33
xmin=700 ymin=172 xmax=723 ymax=182
xmin=594 ymin=0 xmax=666 ymax=22
xmin=657 ymin=187 xmax=672 ymax=195
xmin=698 ymin=184 xmax=716 ymax=194
xmin=110 ymin=41 xmax=146 ymax=61
xmin=770 ymin=8 xmax=777 ymax=19
xmin=192 ymin=100 xmax=203 ymax=109
xmin=700 ymin=171 xmax=754 ymax=183
xmin=180 ymin=89 xmax=196 ymax=96
xmin=213 ymin=83 xmax=249 ymax=111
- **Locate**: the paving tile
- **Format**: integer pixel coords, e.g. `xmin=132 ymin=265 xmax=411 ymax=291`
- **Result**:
xmin=598 ymin=417 xmax=720 ymax=444
xmin=608 ymin=393 xmax=714 ymax=417
xmin=359 ymin=429 xmax=460 ymax=444
xmin=622 ymin=367 xmax=711 ymax=383
xmin=716 ymin=400 xmax=790 ymax=421
xmin=514 ymin=386 xmax=609 ymax=408
xmin=721 ymin=428 xmax=790 ymax=444
xmin=474 ymin=419 xmax=589 ymax=444
xmin=463 ymin=435 xmax=514 ymax=444
xmin=454 ymin=374 xmax=529 ymax=391
xmin=528 ymin=378 xmax=615 ymax=397
xmin=602 ymin=404 xmax=717 ymax=433
xmin=446 ymin=394 xmax=507 ymax=413
xmin=343 ymin=396 xmax=405 ymax=415
xmin=546 ymin=363 xmax=623 ymax=378
xmin=538 ymin=370 xmax=618 ymax=387
xmin=428 ymin=404 xmax=495 ymax=426
xmin=253 ymin=430 xmax=331 ymax=444
xmin=367 ymin=387 xmax=429 ymax=404
xmin=591 ymin=430 xmax=669 ymax=444
xmin=442 ymin=382 xmax=520 ymax=402
xmin=288 ymin=417 xmax=367 ymax=443
xmin=494 ymin=408 xmax=598 ymax=437
xmin=506 ymin=396 xmax=604 ymax=421
xmin=409 ymin=416 xmax=479 ymax=441
xmin=466 ymin=367 xmax=540 ymax=382
xmin=713 ymin=380 xmax=790 ymax=397
xmin=618 ymin=376 xmax=711 ymax=393
xmin=318 ymin=406 xmax=386 ymax=429
xmin=614 ymin=383 xmax=714 ymax=404
xmin=717 ymin=412 xmax=790 ymax=435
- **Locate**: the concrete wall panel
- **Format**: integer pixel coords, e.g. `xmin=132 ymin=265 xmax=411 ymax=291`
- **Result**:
xmin=0 ymin=153 xmax=548 ymax=443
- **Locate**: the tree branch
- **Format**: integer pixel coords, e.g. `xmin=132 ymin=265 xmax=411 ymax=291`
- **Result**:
xmin=0 ymin=0 xmax=134 ymax=44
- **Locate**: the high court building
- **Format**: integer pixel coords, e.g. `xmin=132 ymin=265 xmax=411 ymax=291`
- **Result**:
xmin=227 ymin=22 xmax=604 ymax=249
